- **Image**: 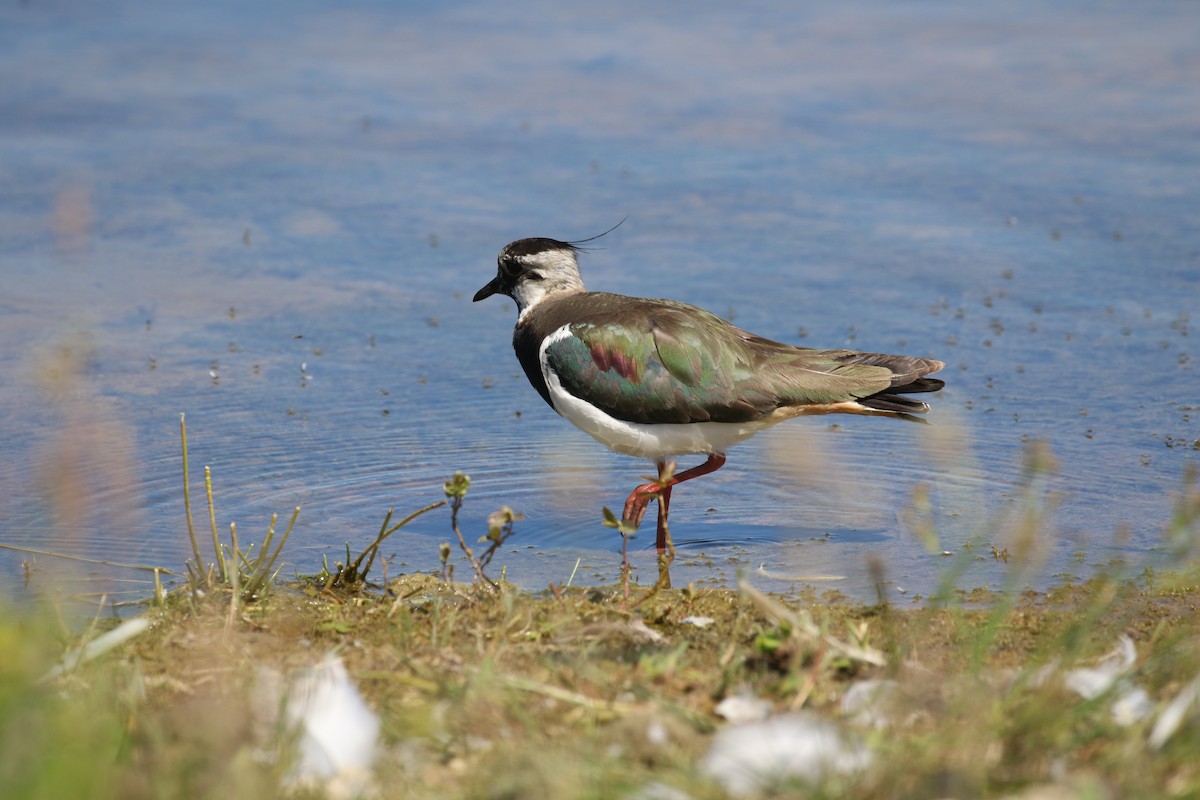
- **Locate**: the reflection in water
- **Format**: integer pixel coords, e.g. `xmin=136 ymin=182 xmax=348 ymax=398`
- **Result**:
xmin=52 ymin=182 xmax=93 ymax=254
xmin=19 ymin=336 xmax=149 ymax=604
xmin=766 ymin=425 xmax=893 ymax=530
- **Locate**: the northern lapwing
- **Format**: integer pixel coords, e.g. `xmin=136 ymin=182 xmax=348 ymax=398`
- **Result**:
xmin=473 ymin=236 xmax=945 ymax=550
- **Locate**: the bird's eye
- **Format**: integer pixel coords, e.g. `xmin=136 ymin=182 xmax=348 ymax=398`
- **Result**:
xmin=500 ymin=259 xmax=522 ymax=278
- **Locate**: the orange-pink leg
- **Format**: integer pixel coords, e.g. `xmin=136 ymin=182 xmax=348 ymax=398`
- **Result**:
xmin=622 ymin=454 xmax=727 ymax=550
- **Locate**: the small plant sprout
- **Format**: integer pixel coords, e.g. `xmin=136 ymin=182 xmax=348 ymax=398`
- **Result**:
xmin=602 ymin=505 xmax=639 ymax=601
xmin=444 ymin=470 xmax=471 ymax=500
xmin=443 ymin=471 xmax=519 ymax=589
xmin=478 ymin=506 xmax=522 ymax=577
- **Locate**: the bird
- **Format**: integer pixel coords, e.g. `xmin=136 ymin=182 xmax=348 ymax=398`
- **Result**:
xmin=473 ymin=235 xmax=945 ymax=551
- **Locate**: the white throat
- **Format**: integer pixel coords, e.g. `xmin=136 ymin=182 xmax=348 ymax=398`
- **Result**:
xmin=513 ymin=281 xmax=560 ymax=321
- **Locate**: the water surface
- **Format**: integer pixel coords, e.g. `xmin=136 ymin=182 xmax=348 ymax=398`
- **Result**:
xmin=1 ymin=0 xmax=1197 ymax=605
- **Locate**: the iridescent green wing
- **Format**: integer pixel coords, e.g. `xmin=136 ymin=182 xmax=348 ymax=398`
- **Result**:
xmin=544 ymin=302 xmax=892 ymax=424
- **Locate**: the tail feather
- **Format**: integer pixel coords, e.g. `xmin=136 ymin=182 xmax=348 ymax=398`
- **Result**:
xmin=842 ymin=352 xmax=945 ymax=417
xmin=859 ymin=392 xmax=934 ymax=416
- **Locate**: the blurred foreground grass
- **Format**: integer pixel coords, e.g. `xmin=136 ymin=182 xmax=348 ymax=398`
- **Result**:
xmin=4 ymin=562 xmax=1200 ymax=799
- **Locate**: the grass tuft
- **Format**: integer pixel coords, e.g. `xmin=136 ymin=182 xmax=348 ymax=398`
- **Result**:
xmin=179 ymin=414 xmax=299 ymax=603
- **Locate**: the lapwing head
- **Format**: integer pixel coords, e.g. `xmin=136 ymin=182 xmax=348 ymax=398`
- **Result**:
xmin=473 ymin=237 xmax=586 ymax=318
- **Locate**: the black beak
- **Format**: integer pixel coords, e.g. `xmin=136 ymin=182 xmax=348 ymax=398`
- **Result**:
xmin=473 ymin=275 xmax=502 ymax=302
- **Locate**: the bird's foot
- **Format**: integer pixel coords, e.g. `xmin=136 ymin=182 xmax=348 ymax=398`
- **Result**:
xmin=621 ymin=461 xmax=677 ymax=531
xmin=621 ymin=482 xmax=660 ymax=530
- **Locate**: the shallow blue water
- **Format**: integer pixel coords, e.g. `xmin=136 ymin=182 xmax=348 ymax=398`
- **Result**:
xmin=1 ymin=0 xmax=1197 ymax=606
